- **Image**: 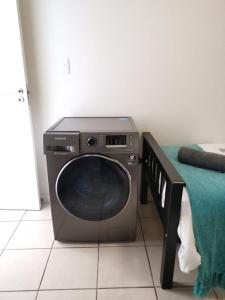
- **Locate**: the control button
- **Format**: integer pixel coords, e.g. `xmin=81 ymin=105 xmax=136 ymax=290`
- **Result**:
xmin=87 ymin=137 xmax=97 ymax=147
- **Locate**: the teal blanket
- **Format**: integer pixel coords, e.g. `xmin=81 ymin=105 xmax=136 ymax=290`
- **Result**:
xmin=162 ymin=145 xmax=225 ymax=297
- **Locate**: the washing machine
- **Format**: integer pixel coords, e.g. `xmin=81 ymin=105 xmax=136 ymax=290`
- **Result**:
xmin=43 ymin=117 xmax=139 ymax=242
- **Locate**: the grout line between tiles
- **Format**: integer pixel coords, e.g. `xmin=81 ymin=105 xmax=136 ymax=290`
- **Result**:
xmin=213 ymin=289 xmax=220 ymax=300
xmin=0 ymin=286 xmax=157 ymax=293
xmin=95 ymin=286 xmax=154 ymax=290
xmin=0 ymin=220 xmax=26 ymax=223
xmin=19 ymin=210 xmax=27 ymax=221
xmin=5 ymin=245 xmax=98 ymax=250
xmin=5 ymin=247 xmax=54 ymax=251
xmin=20 ymin=219 xmax=52 ymax=222
xmin=99 ymin=244 xmax=145 ymax=248
xmin=153 ymin=288 xmax=158 ymax=300
xmin=139 ymin=213 xmax=159 ymax=300
xmin=0 ymin=290 xmax=39 ymax=293
xmin=35 ymin=240 xmax=54 ymax=300
xmin=96 ymin=242 xmax=100 ymax=300
xmin=39 ymin=286 xmax=155 ymax=290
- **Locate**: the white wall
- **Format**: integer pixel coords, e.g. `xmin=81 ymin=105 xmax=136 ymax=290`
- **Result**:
xmin=19 ymin=0 xmax=225 ymax=196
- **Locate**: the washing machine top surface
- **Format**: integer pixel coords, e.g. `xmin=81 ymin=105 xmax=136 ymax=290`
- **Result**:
xmin=49 ymin=117 xmax=137 ymax=133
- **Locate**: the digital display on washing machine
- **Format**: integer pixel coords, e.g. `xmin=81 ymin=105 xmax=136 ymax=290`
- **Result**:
xmin=106 ymin=135 xmax=127 ymax=147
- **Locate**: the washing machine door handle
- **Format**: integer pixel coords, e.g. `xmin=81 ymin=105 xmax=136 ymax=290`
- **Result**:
xmin=46 ymin=145 xmax=76 ymax=155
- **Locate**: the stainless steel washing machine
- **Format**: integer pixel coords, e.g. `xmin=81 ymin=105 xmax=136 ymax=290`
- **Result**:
xmin=43 ymin=117 xmax=139 ymax=242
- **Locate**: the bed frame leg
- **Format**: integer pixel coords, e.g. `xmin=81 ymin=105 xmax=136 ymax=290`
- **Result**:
xmin=160 ymin=184 xmax=183 ymax=289
xmin=160 ymin=233 xmax=177 ymax=289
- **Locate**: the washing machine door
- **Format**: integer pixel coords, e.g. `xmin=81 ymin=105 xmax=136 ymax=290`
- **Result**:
xmin=56 ymin=154 xmax=130 ymax=221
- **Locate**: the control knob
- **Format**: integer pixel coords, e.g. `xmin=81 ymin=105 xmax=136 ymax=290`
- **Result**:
xmin=87 ymin=137 xmax=97 ymax=147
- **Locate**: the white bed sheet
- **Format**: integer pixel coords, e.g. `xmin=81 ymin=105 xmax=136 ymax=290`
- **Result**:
xmin=161 ymin=143 xmax=225 ymax=274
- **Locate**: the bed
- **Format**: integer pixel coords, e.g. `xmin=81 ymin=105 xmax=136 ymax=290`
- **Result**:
xmin=140 ymin=132 xmax=225 ymax=296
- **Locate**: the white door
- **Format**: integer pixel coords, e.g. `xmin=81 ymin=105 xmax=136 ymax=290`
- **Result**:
xmin=0 ymin=0 xmax=40 ymax=210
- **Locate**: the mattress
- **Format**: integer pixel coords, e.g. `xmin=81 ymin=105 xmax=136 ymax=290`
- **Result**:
xmin=161 ymin=143 xmax=225 ymax=274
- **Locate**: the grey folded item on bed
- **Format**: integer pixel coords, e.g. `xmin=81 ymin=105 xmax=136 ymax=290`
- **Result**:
xmin=178 ymin=147 xmax=225 ymax=172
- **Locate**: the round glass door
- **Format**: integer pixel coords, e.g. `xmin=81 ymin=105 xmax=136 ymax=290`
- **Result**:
xmin=56 ymin=155 xmax=130 ymax=221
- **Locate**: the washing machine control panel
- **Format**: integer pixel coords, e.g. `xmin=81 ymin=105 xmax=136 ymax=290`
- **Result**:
xmin=85 ymin=134 xmax=128 ymax=150
xmin=82 ymin=133 xmax=139 ymax=154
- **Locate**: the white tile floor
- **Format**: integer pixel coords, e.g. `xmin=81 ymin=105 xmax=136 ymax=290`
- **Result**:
xmin=0 ymin=201 xmax=223 ymax=300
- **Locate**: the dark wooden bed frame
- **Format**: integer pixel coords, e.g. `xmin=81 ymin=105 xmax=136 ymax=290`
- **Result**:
xmin=140 ymin=132 xmax=185 ymax=289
